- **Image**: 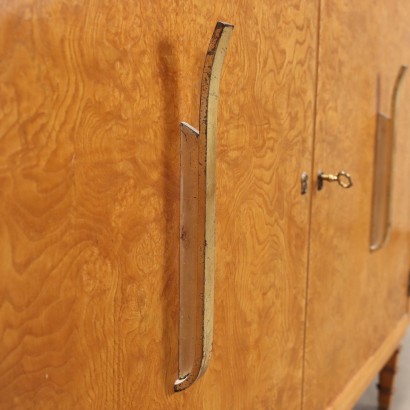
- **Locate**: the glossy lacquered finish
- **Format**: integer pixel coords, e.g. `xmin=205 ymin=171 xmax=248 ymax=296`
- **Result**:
xmin=0 ymin=1 xmax=317 ymax=408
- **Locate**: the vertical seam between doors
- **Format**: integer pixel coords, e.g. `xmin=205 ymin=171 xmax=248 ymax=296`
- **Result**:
xmin=300 ymin=0 xmax=322 ymax=409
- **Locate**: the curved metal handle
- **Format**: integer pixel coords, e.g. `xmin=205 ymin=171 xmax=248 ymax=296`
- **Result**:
xmin=370 ymin=65 xmax=407 ymax=251
xmin=175 ymin=21 xmax=234 ymax=392
xmin=318 ymin=171 xmax=353 ymax=191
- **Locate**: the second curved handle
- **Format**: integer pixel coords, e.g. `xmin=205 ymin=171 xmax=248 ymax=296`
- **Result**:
xmin=370 ymin=66 xmax=407 ymax=251
xmin=175 ymin=21 xmax=234 ymax=392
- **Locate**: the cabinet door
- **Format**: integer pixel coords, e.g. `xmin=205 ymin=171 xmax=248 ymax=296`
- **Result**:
xmin=0 ymin=1 xmax=318 ymax=408
xmin=303 ymin=1 xmax=410 ymax=409
xmin=105 ymin=1 xmax=318 ymax=408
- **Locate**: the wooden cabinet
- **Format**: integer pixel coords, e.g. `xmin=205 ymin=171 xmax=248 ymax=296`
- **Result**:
xmin=304 ymin=2 xmax=410 ymax=409
xmin=0 ymin=1 xmax=408 ymax=409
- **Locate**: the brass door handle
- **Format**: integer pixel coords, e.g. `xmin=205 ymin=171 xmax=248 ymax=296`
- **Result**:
xmin=175 ymin=21 xmax=234 ymax=393
xmin=317 ymin=171 xmax=353 ymax=190
xmin=370 ymin=65 xmax=407 ymax=251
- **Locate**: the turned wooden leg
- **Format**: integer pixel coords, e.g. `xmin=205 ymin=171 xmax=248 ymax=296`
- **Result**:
xmin=377 ymin=347 xmax=400 ymax=410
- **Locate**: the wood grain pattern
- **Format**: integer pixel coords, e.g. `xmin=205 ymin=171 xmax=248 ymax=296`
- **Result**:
xmin=121 ymin=1 xmax=318 ymax=408
xmin=0 ymin=0 xmax=318 ymax=408
xmin=303 ymin=1 xmax=410 ymax=409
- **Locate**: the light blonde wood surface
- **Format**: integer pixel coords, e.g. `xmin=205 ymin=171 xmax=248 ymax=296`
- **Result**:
xmin=303 ymin=1 xmax=410 ymax=409
xmin=328 ymin=315 xmax=408 ymax=410
xmin=374 ymin=0 xmax=410 ymax=339
xmin=121 ymin=1 xmax=318 ymax=408
xmin=0 ymin=1 xmax=318 ymax=408
xmin=2 ymin=2 xmax=408 ymax=409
